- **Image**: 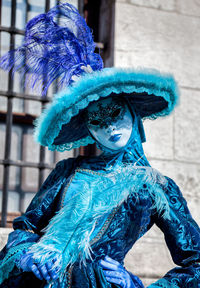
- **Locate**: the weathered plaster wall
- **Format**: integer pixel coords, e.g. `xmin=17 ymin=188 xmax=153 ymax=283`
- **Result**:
xmin=114 ymin=0 xmax=200 ymax=286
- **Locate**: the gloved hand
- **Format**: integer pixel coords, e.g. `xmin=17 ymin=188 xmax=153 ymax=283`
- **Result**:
xmin=16 ymin=251 xmax=60 ymax=282
xmin=99 ymin=255 xmax=144 ymax=288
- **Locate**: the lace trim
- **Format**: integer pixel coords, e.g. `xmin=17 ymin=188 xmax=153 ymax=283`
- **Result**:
xmin=34 ymin=68 xmax=178 ymax=152
xmin=66 ymin=265 xmax=74 ymax=288
xmin=50 ymin=136 xmax=95 ymax=152
xmin=90 ymin=206 xmax=119 ymax=246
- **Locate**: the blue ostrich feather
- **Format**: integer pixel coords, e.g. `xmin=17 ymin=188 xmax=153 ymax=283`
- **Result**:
xmin=0 ymin=3 xmax=103 ymax=96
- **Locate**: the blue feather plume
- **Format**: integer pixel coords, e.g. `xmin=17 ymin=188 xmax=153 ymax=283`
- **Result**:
xmin=0 ymin=3 xmax=103 ymax=96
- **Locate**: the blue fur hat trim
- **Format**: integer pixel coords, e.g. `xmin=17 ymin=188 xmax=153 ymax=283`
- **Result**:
xmin=34 ymin=67 xmax=179 ymax=151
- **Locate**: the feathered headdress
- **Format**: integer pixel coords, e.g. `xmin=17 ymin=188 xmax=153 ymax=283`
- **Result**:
xmin=0 ymin=3 xmax=103 ymax=96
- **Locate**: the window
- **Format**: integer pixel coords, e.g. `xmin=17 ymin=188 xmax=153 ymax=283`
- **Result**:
xmin=0 ymin=0 xmax=106 ymax=227
xmin=0 ymin=0 xmax=90 ymax=227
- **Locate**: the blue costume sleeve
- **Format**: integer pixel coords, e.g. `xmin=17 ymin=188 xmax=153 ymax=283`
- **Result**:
xmin=13 ymin=158 xmax=75 ymax=233
xmin=148 ymin=177 xmax=200 ymax=288
xmin=0 ymin=158 xmax=75 ymax=285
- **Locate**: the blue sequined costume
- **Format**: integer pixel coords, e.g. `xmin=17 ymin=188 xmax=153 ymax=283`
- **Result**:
xmin=0 ymin=136 xmax=199 ymax=287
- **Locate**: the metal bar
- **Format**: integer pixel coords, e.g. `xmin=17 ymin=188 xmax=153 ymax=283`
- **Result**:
xmin=0 ymin=26 xmax=25 ymax=35
xmin=45 ymin=0 xmax=50 ymax=12
xmin=0 ymin=90 xmax=51 ymax=102
xmin=18 ymin=0 xmax=30 ymax=213
xmin=37 ymin=0 xmax=50 ymax=189
xmin=0 ymin=26 xmax=104 ymax=49
xmin=0 ymin=0 xmax=1 ymax=57
xmin=78 ymin=0 xmax=84 ymax=17
xmin=1 ymin=0 xmax=16 ymax=227
xmin=0 ymin=110 xmax=36 ymax=125
xmin=19 ymin=127 xmax=24 ymax=212
xmin=0 ymin=159 xmax=54 ymax=169
xmin=0 ymin=0 xmax=2 ymax=29
xmin=1 ymin=99 xmax=13 ymax=226
xmin=38 ymin=146 xmax=46 ymax=188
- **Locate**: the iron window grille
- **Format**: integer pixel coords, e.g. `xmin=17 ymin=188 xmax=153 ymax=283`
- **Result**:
xmin=0 ymin=0 xmax=104 ymax=227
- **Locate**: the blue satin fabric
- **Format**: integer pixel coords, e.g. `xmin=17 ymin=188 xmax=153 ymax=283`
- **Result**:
xmin=0 ymin=153 xmax=199 ymax=287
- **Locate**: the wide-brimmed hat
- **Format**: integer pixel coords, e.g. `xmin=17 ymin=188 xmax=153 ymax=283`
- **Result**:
xmin=34 ymin=67 xmax=178 ymax=151
xmin=0 ymin=3 xmax=179 ymax=152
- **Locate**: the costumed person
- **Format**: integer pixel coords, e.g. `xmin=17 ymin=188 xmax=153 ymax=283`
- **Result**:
xmin=0 ymin=3 xmax=199 ymax=288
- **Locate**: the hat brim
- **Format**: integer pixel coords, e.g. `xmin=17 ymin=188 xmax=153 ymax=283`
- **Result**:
xmin=34 ymin=67 xmax=179 ymax=151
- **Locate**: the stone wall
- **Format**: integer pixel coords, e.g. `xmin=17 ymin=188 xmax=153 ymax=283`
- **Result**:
xmin=114 ymin=0 xmax=200 ymax=286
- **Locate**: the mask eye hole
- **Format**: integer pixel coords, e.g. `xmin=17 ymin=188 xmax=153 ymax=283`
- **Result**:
xmin=111 ymin=108 xmax=121 ymax=118
xmin=90 ymin=119 xmax=100 ymax=126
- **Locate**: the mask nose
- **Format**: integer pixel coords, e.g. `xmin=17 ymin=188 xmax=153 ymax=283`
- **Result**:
xmin=107 ymin=125 xmax=116 ymax=134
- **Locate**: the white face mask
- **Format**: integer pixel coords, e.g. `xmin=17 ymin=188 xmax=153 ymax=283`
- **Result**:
xmin=85 ymin=97 xmax=133 ymax=151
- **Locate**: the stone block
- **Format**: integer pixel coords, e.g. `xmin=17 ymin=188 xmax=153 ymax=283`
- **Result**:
xmin=124 ymin=234 xmax=174 ymax=278
xmin=7 ymin=192 xmax=20 ymax=212
xmin=0 ymin=190 xmax=20 ymax=213
xmin=143 ymin=224 xmax=163 ymax=240
xmin=55 ymin=150 xmax=74 ymax=163
xmin=174 ymin=88 xmax=200 ymax=164
xmin=0 ymin=228 xmax=13 ymax=250
xmin=142 ymin=278 xmax=160 ymax=287
xmin=0 ymin=167 xmax=20 ymax=212
xmin=21 ymin=167 xmax=39 ymax=193
xmin=143 ymin=115 xmax=174 ymax=160
xmin=13 ymin=97 xmax=24 ymax=113
xmin=125 ymin=0 xmax=176 ymax=11
xmin=1 ymin=2 xmax=11 ymax=27
xmin=150 ymin=159 xmax=200 ymax=197
xmin=0 ymin=70 xmax=8 ymax=91
xmin=149 ymin=159 xmax=200 ymax=224
xmin=23 ymin=130 xmax=40 ymax=163
xmin=10 ymin=126 xmax=21 ymax=161
xmin=9 ymin=165 xmax=20 ymax=190
xmin=16 ymin=1 xmax=26 ymax=30
xmin=23 ymin=192 xmax=36 ymax=213
xmin=45 ymin=147 xmax=55 ymax=164
xmin=24 ymin=100 xmax=42 ymax=116
xmin=114 ymin=3 xmax=200 ymax=89
xmin=0 ymin=165 xmax=3 ymax=188
xmin=177 ymin=0 xmax=200 ymax=17
xmin=184 ymin=196 xmax=200 ymax=226
xmin=13 ymin=72 xmax=23 ymax=94
xmin=0 ymin=96 xmax=7 ymax=112
xmin=43 ymin=168 xmax=54 ymax=182
xmin=0 ymin=125 xmax=5 ymax=160
xmin=1 ymin=31 xmax=10 ymax=55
